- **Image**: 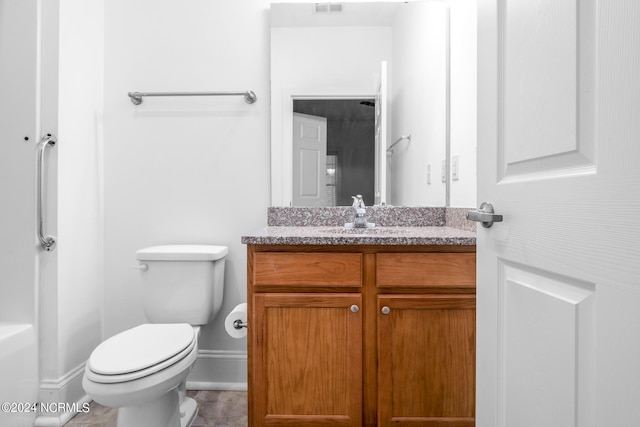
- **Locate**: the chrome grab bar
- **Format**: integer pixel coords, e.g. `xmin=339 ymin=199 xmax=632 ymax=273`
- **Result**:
xmin=36 ymin=134 xmax=56 ymax=251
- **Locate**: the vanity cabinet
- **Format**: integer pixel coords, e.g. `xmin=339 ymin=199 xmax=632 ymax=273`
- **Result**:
xmin=247 ymin=245 xmax=476 ymax=427
xmin=376 ymin=252 xmax=476 ymax=426
xmin=377 ymin=295 xmax=475 ymax=426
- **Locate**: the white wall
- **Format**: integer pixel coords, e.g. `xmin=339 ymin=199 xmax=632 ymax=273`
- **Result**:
xmin=389 ymin=1 xmax=448 ymax=206
xmin=58 ymin=0 xmax=104 ymax=384
xmin=103 ymin=0 xmax=271 ymax=388
xmin=37 ymin=0 xmax=105 ymax=424
xmin=389 ymin=0 xmax=477 ymax=208
xmin=449 ymin=0 xmax=477 ymax=208
xmin=271 ymin=26 xmax=391 ymax=92
xmin=57 ymin=0 xmax=104 ymax=385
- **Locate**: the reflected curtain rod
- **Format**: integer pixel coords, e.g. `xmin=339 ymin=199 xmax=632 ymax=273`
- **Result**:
xmin=387 ymin=134 xmax=411 ymax=153
xmin=127 ymin=90 xmax=257 ymax=105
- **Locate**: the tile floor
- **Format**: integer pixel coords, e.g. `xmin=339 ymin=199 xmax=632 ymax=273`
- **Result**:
xmin=65 ymin=390 xmax=248 ymax=427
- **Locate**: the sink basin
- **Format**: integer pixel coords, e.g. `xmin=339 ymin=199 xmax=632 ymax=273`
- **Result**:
xmin=320 ymin=227 xmax=410 ymax=235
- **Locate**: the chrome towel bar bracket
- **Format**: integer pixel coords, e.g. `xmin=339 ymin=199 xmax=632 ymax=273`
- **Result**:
xmin=127 ymin=90 xmax=257 ymax=105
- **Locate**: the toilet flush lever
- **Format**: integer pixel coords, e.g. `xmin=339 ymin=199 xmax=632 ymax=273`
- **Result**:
xmin=132 ymin=264 xmax=148 ymax=271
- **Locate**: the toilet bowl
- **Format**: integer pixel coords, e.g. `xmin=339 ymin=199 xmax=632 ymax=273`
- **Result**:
xmin=83 ymin=324 xmax=200 ymax=427
xmin=82 ymin=245 xmax=227 ymax=427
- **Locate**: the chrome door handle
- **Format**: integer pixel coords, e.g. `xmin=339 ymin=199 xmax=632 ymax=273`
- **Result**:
xmin=466 ymin=202 xmax=503 ymax=228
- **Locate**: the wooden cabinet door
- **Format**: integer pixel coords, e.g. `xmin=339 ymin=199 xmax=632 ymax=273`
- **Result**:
xmin=252 ymin=293 xmax=363 ymax=427
xmin=378 ymin=295 xmax=476 ymax=427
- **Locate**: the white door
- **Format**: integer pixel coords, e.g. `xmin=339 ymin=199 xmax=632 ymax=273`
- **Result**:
xmin=292 ymin=112 xmax=328 ymax=206
xmin=476 ymin=1 xmax=640 ymax=427
xmin=374 ymin=60 xmax=388 ymax=205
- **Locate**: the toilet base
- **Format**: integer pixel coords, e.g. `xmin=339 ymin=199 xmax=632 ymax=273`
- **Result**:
xmin=117 ymin=388 xmax=180 ymax=427
xmin=179 ymin=396 xmax=198 ymax=427
xmin=114 ymin=389 xmax=197 ymax=427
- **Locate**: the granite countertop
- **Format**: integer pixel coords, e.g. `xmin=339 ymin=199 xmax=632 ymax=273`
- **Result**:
xmin=241 ymin=207 xmax=476 ymax=246
xmin=241 ymin=225 xmax=476 ymax=246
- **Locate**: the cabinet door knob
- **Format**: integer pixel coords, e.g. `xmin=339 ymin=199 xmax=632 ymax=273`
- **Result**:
xmin=350 ymin=304 xmax=359 ymax=313
xmin=381 ymin=306 xmax=390 ymax=315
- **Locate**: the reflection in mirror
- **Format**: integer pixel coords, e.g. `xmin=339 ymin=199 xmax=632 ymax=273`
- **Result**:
xmin=270 ymin=1 xmax=456 ymax=207
xmin=293 ymin=99 xmax=375 ymax=207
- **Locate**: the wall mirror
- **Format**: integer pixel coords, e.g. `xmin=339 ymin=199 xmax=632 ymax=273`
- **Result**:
xmin=270 ymin=1 xmax=455 ymax=207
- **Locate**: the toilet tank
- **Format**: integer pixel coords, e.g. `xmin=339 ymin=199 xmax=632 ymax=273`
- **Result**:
xmin=136 ymin=245 xmax=228 ymax=325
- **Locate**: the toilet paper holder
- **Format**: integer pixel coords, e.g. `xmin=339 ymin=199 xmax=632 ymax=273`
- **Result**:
xmin=233 ymin=319 xmax=248 ymax=330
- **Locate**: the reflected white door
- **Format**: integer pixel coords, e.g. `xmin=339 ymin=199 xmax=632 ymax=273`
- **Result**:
xmin=374 ymin=60 xmax=388 ymax=205
xmin=476 ymin=1 xmax=640 ymax=427
xmin=292 ymin=112 xmax=327 ymax=206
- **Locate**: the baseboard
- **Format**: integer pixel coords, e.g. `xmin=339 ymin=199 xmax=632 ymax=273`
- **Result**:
xmin=187 ymin=381 xmax=248 ymax=391
xmin=34 ymin=363 xmax=91 ymax=427
xmin=187 ymin=349 xmax=247 ymax=391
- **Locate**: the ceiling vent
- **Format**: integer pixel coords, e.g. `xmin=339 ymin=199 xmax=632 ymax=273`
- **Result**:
xmin=314 ymin=3 xmax=343 ymax=14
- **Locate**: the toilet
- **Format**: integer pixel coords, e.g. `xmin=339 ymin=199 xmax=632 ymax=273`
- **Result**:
xmin=82 ymin=245 xmax=228 ymax=427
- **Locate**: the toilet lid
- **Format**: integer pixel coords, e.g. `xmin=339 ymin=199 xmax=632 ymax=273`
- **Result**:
xmin=88 ymin=324 xmax=195 ymax=378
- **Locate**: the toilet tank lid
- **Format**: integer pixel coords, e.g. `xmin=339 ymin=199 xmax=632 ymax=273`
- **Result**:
xmin=136 ymin=245 xmax=228 ymax=261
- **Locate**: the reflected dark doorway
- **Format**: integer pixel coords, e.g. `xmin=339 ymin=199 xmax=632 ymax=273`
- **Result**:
xmin=293 ymin=99 xmax=375 ymax=206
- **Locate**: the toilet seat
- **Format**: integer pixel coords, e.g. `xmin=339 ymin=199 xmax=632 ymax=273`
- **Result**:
xmin=86 ymin=323 xmax=195 ymax=384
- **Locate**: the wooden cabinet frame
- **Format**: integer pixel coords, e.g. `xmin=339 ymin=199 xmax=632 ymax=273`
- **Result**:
xmin=247 ymin=244 xmax=476 ymax=427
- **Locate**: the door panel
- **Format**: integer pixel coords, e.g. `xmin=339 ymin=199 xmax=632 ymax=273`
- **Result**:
xmin=378 ymin=295 xmax=475 ymax=427
xmin=500 ymin=0 xmax=596 ymax=181
xmin=499 ymin=262 xmax=595 ymax=427
xmin=252 ymin=293 xmax=362 ymax=426
xmin=504 ymin=0 xmax=577 ymax=163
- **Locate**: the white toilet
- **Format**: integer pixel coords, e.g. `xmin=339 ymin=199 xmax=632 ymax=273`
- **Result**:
xmin=82 ymin=245 xmax=228 ymax=427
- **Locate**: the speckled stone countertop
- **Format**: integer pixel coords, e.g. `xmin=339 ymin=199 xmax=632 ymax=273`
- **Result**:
xmin=241 ymin=207 xmax=476 ymax=246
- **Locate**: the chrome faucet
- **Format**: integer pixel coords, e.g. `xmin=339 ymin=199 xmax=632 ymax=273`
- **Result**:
xmin=351 ymin=195 xmax=368 ymax=228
